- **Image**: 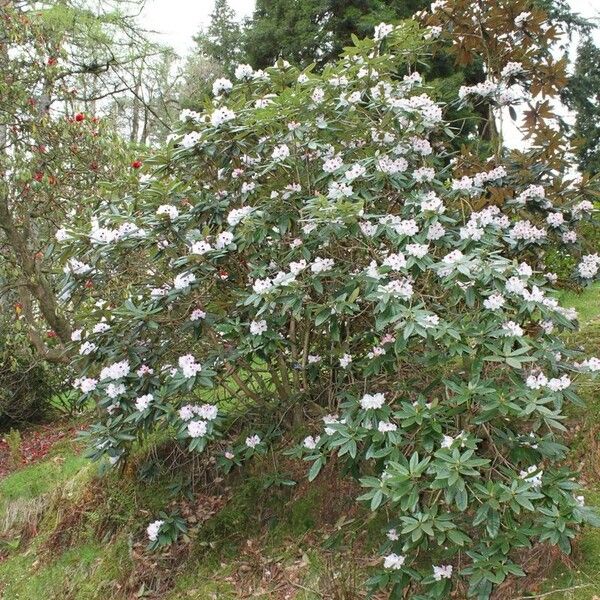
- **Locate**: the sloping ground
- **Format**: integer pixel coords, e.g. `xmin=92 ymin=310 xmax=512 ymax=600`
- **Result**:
xmin=0 ymin=437 xmax=382 ymax=599
xmin=537 ymin=284 xmax=600 ymax=600
xmin=0 ymin=285 xmax=599 ymax=600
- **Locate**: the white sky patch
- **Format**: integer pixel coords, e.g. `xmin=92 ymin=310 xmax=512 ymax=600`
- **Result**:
xmin=139 ymin=0 xmax=254 ymax=56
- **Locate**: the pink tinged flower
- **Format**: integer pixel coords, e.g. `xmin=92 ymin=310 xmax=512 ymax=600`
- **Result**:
xmin=179 ymin=405 xmax=195 ymax=421
xmin=190 ymin=308 xmax=206 ymax=321
xmin=245 ymin=434 xmax=261 ymax=448
xmin=433 ymin=565 xmax=453 ymax=580
xmin=178 ymin=354 xmax=201 ymax=378
xmin=187 ymin=420 xmax=207 ymax=438
xmin=196 ymin=404 xmax=218 ymax=421
xmin=271 ymin=144 xmax=290 ymax=161
xmin=303 ymin=435 xmax=320 ymax=450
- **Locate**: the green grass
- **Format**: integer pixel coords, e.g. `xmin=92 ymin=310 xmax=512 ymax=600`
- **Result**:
xmin=0 ymin=446 xmax=89 ymax=520
xmin=0 ymin=538 xmax=131 ymax=600
xmin=559 ymin=283 xmax=600 ymax=324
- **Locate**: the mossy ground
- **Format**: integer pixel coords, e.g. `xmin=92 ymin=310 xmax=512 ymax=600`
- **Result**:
xmin=1 ymin=285 xmax=599 ymax=599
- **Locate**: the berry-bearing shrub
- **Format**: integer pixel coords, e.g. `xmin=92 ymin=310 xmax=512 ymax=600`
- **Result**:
xmin=61 ymin=20 xmax=599 ymax=600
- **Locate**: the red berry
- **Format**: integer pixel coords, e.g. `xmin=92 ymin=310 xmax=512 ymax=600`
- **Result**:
xmin=131 ymin=160 xmax=142 ymax=169
xmin=75 ymin=113 xmax=85 ymax=122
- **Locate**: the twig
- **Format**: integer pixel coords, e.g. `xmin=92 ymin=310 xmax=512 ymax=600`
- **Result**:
xmin=513 ymin=584 xmax=592 ymax=599
xmin=286 ymin=580 xmax=324 ymax=598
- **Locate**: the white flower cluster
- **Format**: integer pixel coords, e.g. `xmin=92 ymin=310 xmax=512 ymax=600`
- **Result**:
xmin=147 ymin=519 xmax=164 ymax=541
xmin=433 ymin=564 xmax=453 ymax=580
xmin=483 ymin=293 xmax=505 ymax=311
xmin=519 ymin=465 xmax=543 ymax=489
xmin=178 ymin=354 xmax=202 ymax=378
xmin=210 ymin=107 xmax=235 ymax=127
xmin=100 ymin=359 xmax=130 ymax=381
xmin=135 ymin=394 xmax=153 ymax=411
xmin=179 ymin=403 xmax=218 ymax=421
xmin=376 ymin=156 xmax=408 ymax=175
xmin=501 ymin=321 xmax=524 ymax=337
xmin=174 ymin=272 xmax=195 ymax=290
xmin=73 ymin=377 xmax=98 ymax=393
xmin=525 ymin=372 xmax=571 ymax=392
xmin=509 ymin=220 xmax=546 ymax=242
xmin=578 ymin=254 xmax=600 ymax=279
xmin=303 ymin=435 xmax=321 ymax=449
xmin=250 ymin=319 xmax=268 ymax=335
xmin=227 ymin=206 xmax=254 ymax=226
xmin=212 ymin=77 xmax=233 ymax=96
xmin=383 ymin=553 xmax=406 ymax=570
xmin=245 ymin=434 xmax=261 ymax=448
xmin=156 ymin=204 xmax=179 ymax=219
xmin=577 ymin=357 xmax=600 ymax=372
xmin=360 ymin=392 xmax=386 ymax=410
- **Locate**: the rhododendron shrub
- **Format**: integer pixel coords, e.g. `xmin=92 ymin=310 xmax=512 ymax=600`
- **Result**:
xmin=60 ymin=21 xmax=599 ymax=600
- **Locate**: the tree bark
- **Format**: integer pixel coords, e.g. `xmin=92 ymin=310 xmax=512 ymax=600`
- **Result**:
xmin=0 ymin=195 xmax=72 ymax=354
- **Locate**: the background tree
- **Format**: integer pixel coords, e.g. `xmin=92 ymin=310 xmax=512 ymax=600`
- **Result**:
xmin=564 ymin=37 xmax=600 ymax=175
xmin=0 ymin=0 xmax=148 ymax=362
xmin=105 ymin=45 xmax=181 ymax=145
xmin=177 ymin=53 xmax=225 ymax=109
xmin=193 ymin=0 xmax=242 ymax=73
xmin=243 ymin=0 xmax=425 ymax=69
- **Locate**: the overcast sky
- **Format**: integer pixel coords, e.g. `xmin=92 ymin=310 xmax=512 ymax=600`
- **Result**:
xmin=139 ymin=0 xmax=254 ymax=56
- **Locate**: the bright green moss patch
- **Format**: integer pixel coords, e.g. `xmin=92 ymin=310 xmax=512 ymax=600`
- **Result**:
xmin=0 ymin=451 xmax=89 ymax=517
